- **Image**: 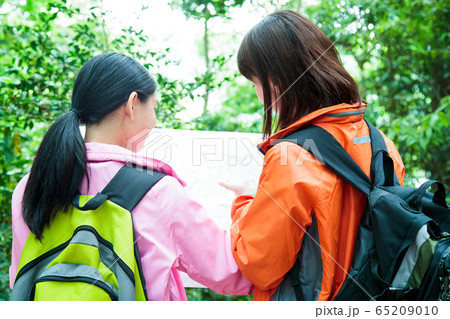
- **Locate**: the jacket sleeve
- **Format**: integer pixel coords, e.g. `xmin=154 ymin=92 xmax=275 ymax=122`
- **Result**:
xmin=159 ymin=176 xmax=254 ymax=295
xmin=230 ymin=142 xmax=326 ymax=290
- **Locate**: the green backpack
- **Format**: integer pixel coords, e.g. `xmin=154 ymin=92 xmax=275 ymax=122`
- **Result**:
xmin=11 ymin=164 xmax=165 ymax=301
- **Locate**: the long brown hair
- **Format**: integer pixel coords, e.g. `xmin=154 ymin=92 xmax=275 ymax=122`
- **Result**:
xmin=238 ymin=10 xmax=361 ymax=137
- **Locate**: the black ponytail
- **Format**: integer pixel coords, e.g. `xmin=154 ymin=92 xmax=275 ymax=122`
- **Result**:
xmin=22 ymin=111 xmax=87 ymax=240
xmin=22 ymin=53 xmax=156 ymax=240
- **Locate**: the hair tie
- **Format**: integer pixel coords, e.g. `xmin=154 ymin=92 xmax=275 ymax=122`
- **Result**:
xmin=70 ymin=108 xmax=81 ymax=117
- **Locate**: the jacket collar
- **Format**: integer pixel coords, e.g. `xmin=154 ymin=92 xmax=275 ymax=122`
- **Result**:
xmin=258 ymin=102 xmax=367 ymax=154
xmin=85 ymin=142 xmax=186 ymax=186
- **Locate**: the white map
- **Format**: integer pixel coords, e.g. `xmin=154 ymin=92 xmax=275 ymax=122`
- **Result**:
xmin=138 ymin=128 xmax=264 ymax=287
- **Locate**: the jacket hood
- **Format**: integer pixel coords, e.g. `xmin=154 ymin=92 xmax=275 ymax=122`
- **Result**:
xmin=85 ymin=142 xmax=186 ymax=186
xmin=259 ymin=102 xmax=367 ymax=154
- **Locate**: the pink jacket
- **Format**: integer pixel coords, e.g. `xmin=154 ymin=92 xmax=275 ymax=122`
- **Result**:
xmin=10 ymin=142 xmax=253 ymax=300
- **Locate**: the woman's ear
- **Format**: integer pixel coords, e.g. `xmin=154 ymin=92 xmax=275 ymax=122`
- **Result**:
xmin=124 ymin=92 xmax=139 ymax=122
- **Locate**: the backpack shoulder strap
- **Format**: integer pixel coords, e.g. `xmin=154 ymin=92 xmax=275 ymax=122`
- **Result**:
xmin=101 ymin=164 xmax=166 ymax=211
xmin=281 ymin=120 xmax=401 ymax=194
xmin=73 ymin=164 xmax=166 ymax=211
xmin=364 ymin=120 xmax=400 ymax=187
xmin=282 ymin=125 xmax=372 ymax=195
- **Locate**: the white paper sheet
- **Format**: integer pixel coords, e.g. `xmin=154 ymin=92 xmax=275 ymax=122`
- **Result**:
xmin=138 ymin=128 xmax=264 ymax=287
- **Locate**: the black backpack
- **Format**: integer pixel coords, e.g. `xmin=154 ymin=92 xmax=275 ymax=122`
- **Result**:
xmin=278 ymin=120 xmax=450 ymax=301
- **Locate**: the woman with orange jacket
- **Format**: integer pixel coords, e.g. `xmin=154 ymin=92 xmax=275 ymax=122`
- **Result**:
xmin=220 ymin=10 xmax=405 ymax=301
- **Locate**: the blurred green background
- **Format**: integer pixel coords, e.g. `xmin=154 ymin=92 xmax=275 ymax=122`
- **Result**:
xmin=0 ymin=0 xmax=448 ymax=300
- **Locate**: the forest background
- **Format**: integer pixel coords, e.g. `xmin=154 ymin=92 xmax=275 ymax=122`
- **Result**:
xmin=0 ymin=0 xmax=448 ymax=300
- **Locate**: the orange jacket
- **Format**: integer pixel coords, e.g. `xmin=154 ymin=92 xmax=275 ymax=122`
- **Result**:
xmin=230 ymin=102 xmax=405 ymax=301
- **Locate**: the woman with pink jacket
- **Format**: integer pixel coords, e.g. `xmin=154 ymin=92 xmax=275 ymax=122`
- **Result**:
xmin=9 ymin=52 xmax=253 ymax=300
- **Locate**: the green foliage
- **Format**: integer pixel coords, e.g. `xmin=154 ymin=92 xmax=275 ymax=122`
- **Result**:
xmin=170 ymin=0 xmax=246 ymax=20
xmin=170 ymin=0 xmax=246 ymax=115
xmin=305 ymin=0 xmax=450 ymax=189
xmin=195 ymin=79 xmax=263 ymax=132
xmin=185 ymin=288 xmax=252 ymax=300
xmin=388 ymin=97 xmax=450 ymax=188
xmin=0 ymin=123 xmax=47 ymax=301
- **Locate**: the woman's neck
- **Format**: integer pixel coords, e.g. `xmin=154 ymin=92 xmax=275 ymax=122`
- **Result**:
xmin=84 ymin=116 xmax=126 ymax=148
